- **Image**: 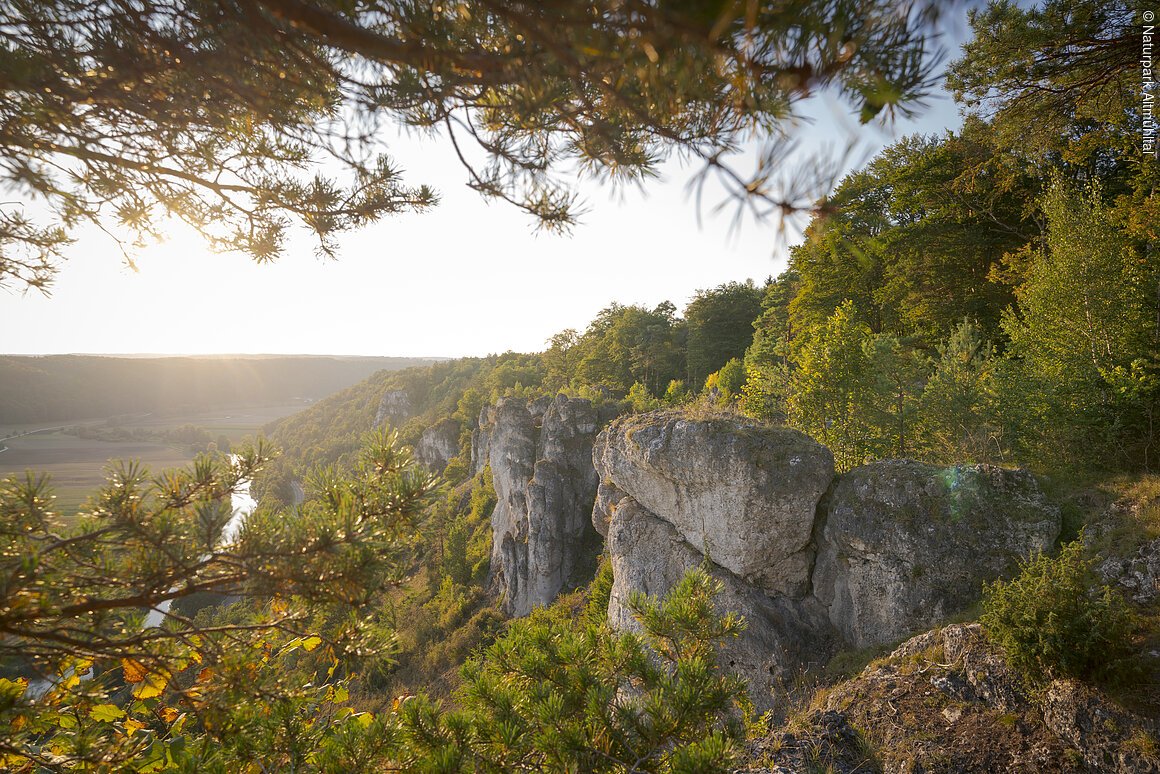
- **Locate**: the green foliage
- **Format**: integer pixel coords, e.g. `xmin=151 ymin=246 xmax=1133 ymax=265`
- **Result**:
xmin=1001 ymin=180 xmax=1159 ymax=471
xmin=948 ymin=2 xmax=1138 ymax=174
xmin=386 ymin=467 xmax=499 ymax=700
xmin=442 ymin=520 xmax=472 ymax=587
xmin=571 ymin=302 xmax=686 ymax=396
xmin=716 ymin=358 xmax=747 ymax=399
xmin=662 ymin=379 xmax=691 ymax=407
xmin=396 ymin=567 xmax=749 ymax=773
xmin=981 ymin=540 xmax=1138 ymax=686
xmin=785 ymin=301 xmax=878 ymax=470
xmin=740 ymin=362 xmax=789 ymax=423
xmin=585 ymin=557 xmax=615 ymax=628
xmin=862 ymin=335 xmax=927 ymax=459
xmin=685 ymin=282 xmax=763 ymax=389
xmin=628 ymin=381 xmax=662 ymax=413
xmin=0 ymin=430 xmax=439 ymax=770
xmin=916 ymin=320 xmax=1001 ymax=463
xmin=786 ymin=124 xmax=1034 ymax=346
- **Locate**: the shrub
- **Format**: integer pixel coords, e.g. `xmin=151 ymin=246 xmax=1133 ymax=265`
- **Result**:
xmin=981 ymin=539 xmax=1137 ymax=686
xmin=395 ymin=567 xmax=749 ymax=772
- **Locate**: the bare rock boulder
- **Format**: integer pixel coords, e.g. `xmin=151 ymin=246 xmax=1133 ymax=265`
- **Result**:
xmin=607 ymin=496 xmax=834 ymax=706
xmin=593 ymin=412 xmax=834 ymax=598
xmin=813 ymin=461 xmax=1061 ymax=649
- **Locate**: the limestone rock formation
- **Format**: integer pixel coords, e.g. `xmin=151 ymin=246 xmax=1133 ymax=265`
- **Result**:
xmin=595 ymin=412 xmax=836 ymax=702
xmin=487 ymin=395 xmax=609 ymax=617
xmin=594 ymin=411 xmax=1062 ymax=709
xmin=470 ymin=404 xmax=495 ymax=476
xmin=414 ymin=418 xmax=461 ymax=473
xmin=1100 ymin=536 xmax=1160 ymax=605
xmin=375 ymin=389 xmax=412 ymax=428
xmin=812 ymin=461 xmax=1060 ymax=648
xmin=607 ymin=496 xmax=832 ymax=694
xmin=593 ymin=413 xmax=834 ymax=598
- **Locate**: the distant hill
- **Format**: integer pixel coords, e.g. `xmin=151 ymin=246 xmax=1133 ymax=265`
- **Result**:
xmin=0 ymin=355 xmax=442 ymax=424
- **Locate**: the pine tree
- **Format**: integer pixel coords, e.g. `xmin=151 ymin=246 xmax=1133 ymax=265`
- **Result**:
xmin=394 ymin=567 xmax=749 ymax=773
xmin=0 ymin=0 xmax=952 ymax=290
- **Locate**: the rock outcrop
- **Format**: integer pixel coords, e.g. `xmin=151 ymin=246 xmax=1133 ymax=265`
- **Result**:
xmin=593 ymin=415 xmax=834 ymax=598
xmin=607 ymin=496 xmax=832 ymax=691
xmin=487 ymin=395 xmax=611 ymax=617
xmin=741 ymin=624 xmax=1160 ymax=774
xmin=414 ymin=418 xmax=460 ymax=472
xmin=470 ymin=404 xmax=495 ymax=476
xmin=594 ymin=411 xmax=1061 ymax=708
xmin=812 ymin=460 xmax=1060 ymax=648
xmin=375 ymin=389 xmax=412 ymax=428
xmin=1100 ymin=536 xmax=1160 ymax=605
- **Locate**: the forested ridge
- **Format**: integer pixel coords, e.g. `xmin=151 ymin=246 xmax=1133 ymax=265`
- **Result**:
xmin=2 ymin=2 xmax=1158 ymax=772
xmin=0 ymin=355 xmax=437 ymax=424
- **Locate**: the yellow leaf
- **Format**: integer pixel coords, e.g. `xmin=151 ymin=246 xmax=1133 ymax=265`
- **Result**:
xmin=124 ymin=717 xmax=145 ymax=736
xmin=122 ymin=659 xmax=147 ymax=684
xmin=355 ymin=712 xmax=374 ymax=728
xmin=301 ymin=635 xmax=322 ymax=652
xmin=158 ymin=706 xmax=179 ymax=723
xmin=131 ymin=669 xmax=169 ymax=700
xmin=89 ymin=704 xmax=125 ymax=723
xmin=196 ymin=667 xmax=213 ymax=684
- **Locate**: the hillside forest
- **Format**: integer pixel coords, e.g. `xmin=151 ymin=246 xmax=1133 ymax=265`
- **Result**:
xmin=2 ymin=2 xmax=1159 ymax=772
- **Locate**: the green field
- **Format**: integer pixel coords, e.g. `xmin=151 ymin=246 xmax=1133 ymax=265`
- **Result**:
xmin=0 ymin=403 xmax=306 ymax=515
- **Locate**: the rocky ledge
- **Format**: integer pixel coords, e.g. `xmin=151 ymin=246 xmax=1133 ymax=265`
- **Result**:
xmin=592 ymin=411 xmax=1061 ymax=707
xmin=740 ymin=624 xmax=1160 ymax=773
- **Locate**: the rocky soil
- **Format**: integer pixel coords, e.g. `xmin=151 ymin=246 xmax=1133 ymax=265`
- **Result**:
xmin=740 ymin=624 xmax=1160 ymax=774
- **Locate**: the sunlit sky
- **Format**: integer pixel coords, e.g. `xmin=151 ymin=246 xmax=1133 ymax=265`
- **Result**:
xmin=1 ymin=14 xmax=972 ymax=359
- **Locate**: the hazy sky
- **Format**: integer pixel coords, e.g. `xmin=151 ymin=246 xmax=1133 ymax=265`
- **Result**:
xmin=1 ymin=14 xmax=971 ymax=359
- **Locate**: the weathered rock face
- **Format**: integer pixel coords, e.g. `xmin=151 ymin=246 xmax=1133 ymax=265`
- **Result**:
xmin=375 ymin=389 xmax=412 ymax=428
xmin=470 ymin=404 xmax=495 ymax=476
xmin=414 ymin=418 xmax=461 ymax=473
xmin=1100 ymin=536 xmax=1160 ymax=605
xmin=741 ymin=623 xmax=1159 ymax=774
xmin=607 ymin=496 xmax=833 ymax=695
xmin=594 ymin=411 xmax=1062 ymax=709
xmin=596 ymin=413 xmax=837 ymax=702
xmin=813 ymin=461 xmax=1060 ymax=648
xmin=594 ymin=414 xmax=834 ymax=598
xmin=488 ymin=395 xmax=608 ymax=617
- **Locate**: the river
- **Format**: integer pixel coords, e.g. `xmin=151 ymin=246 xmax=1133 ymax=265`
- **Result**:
xmin=28 ymin=460 xmax=259 ymax=698
xmin=142 ymin=467 xmax=258 ymax=627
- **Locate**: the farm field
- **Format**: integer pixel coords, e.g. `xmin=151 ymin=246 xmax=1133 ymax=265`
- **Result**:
xmin=0 ymin=402 xmax=307 ymax=515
